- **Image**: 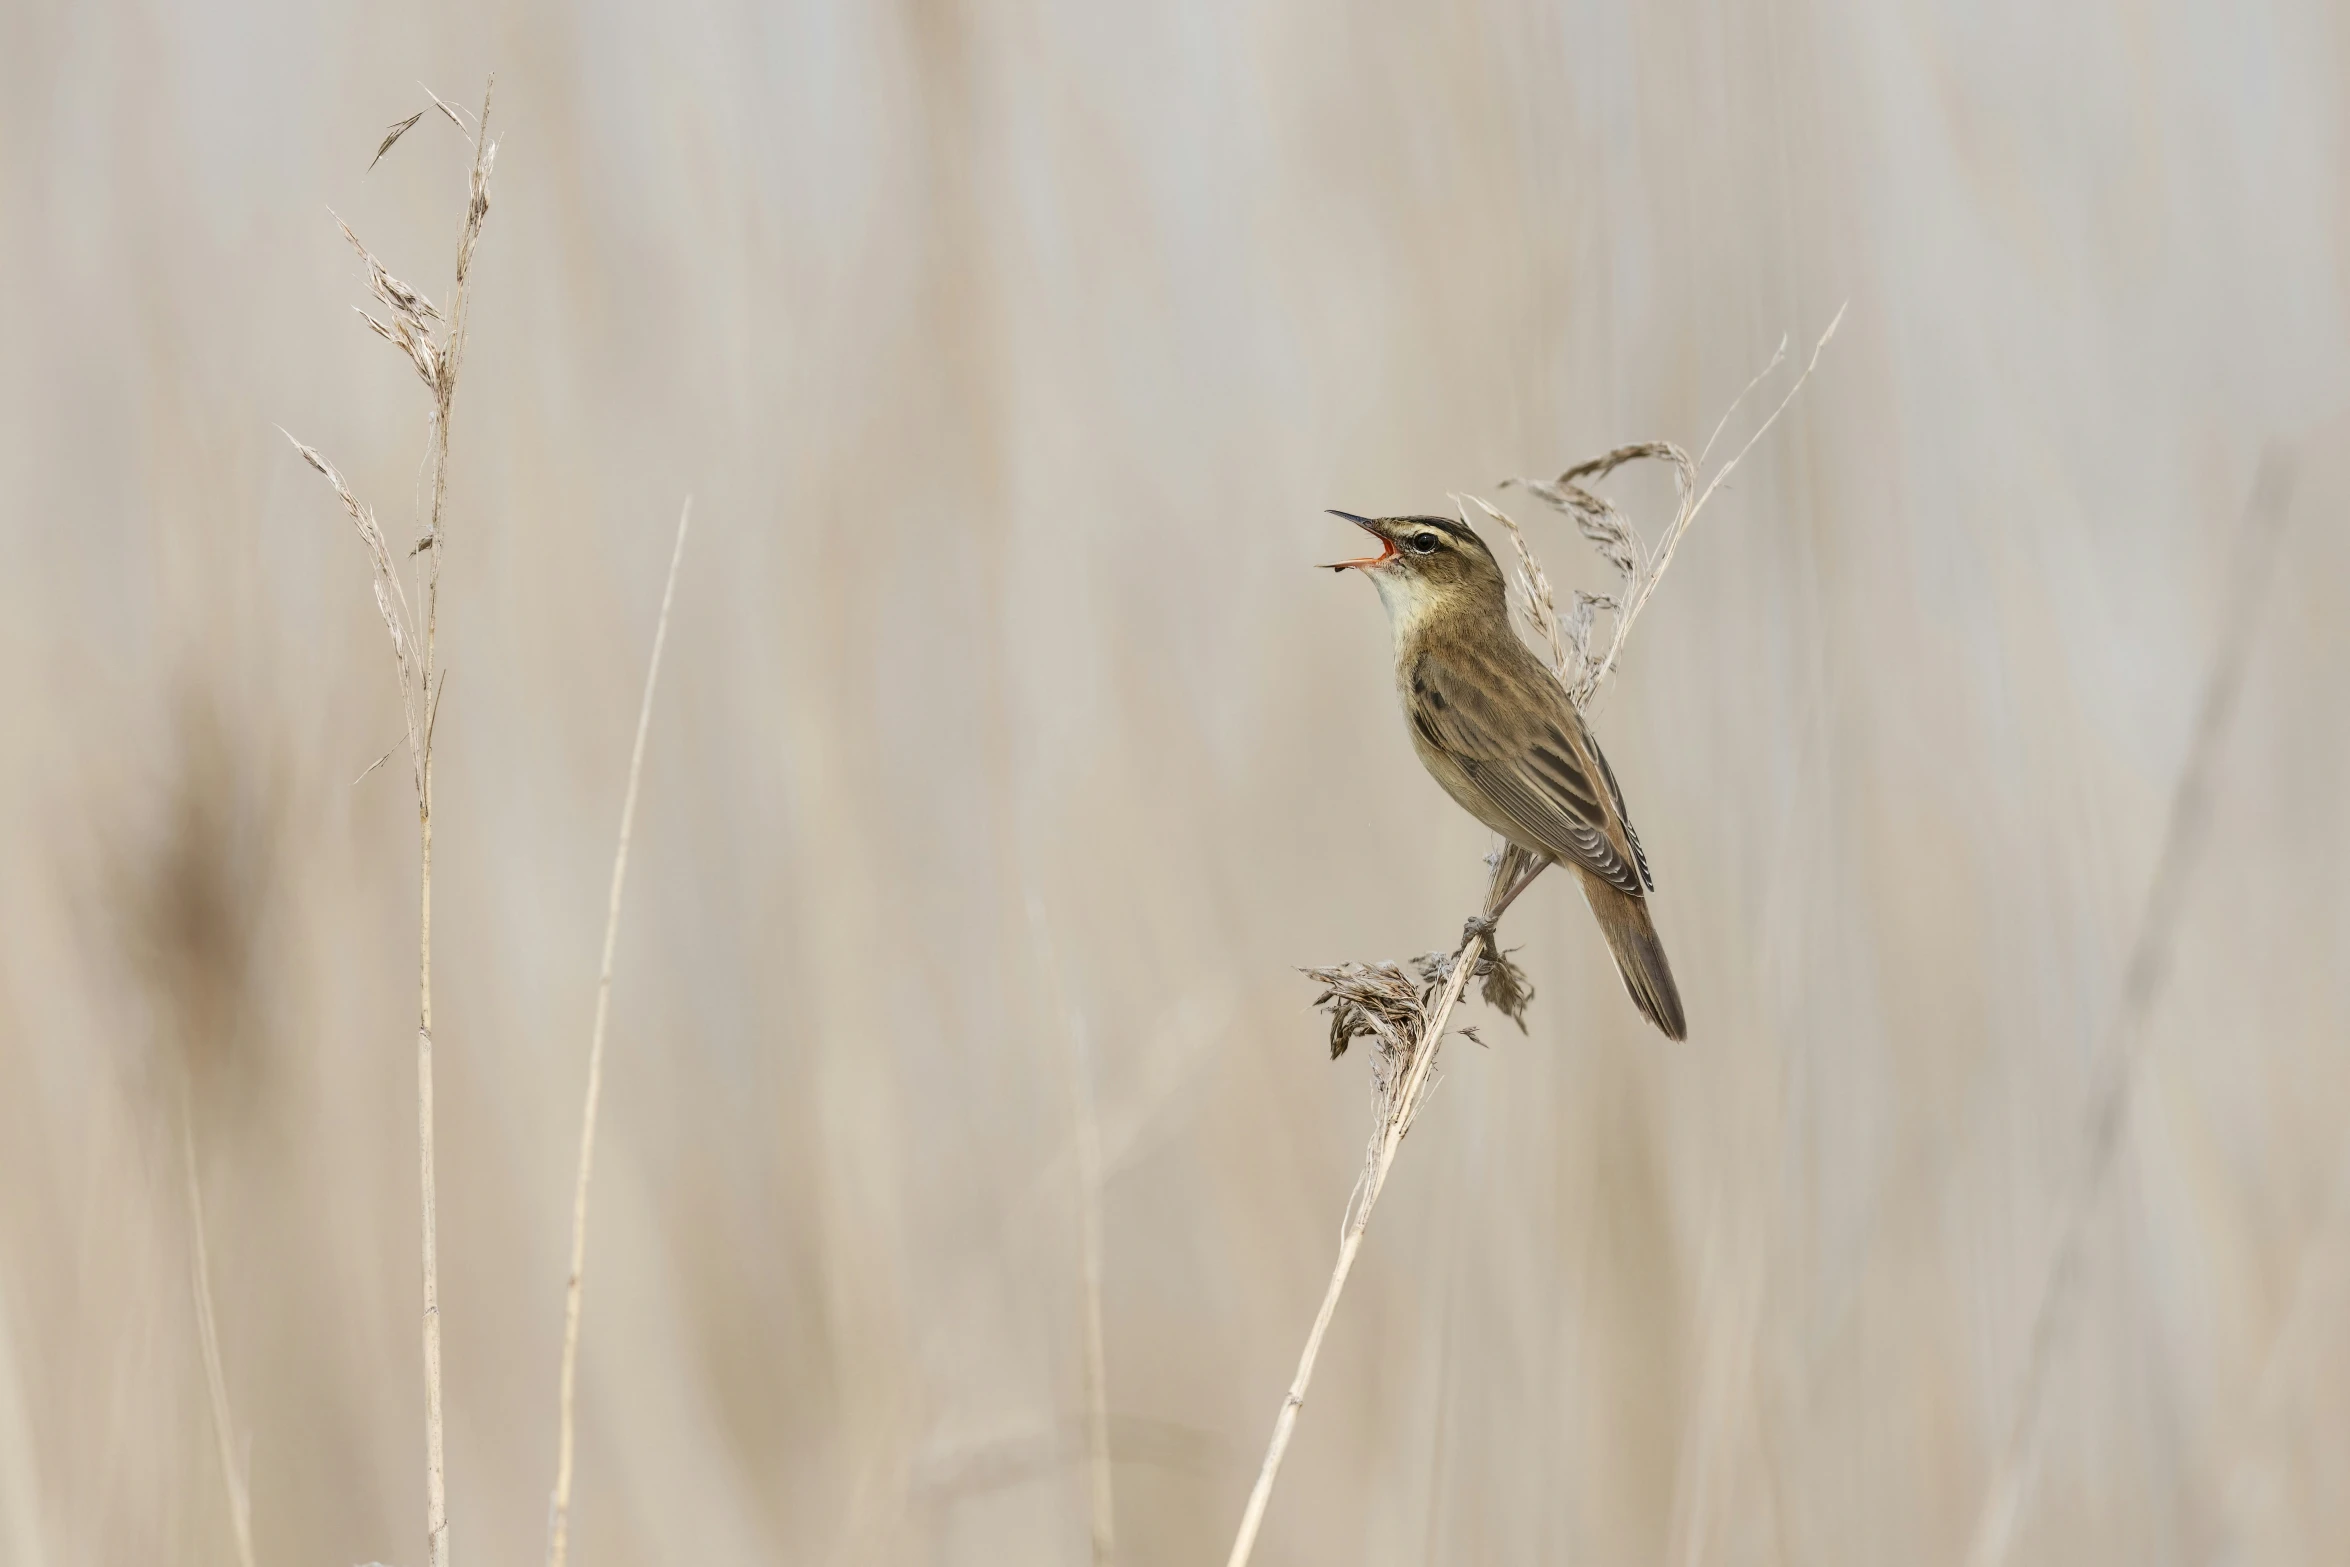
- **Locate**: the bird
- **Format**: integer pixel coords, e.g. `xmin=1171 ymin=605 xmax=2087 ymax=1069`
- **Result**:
xmin=1326 ymin=509 xmax=1686 ymax=1040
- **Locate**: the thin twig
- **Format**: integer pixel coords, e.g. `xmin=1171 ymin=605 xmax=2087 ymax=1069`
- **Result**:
xmin=425 ymin=670 xmax=449 ymax=760
xmin=416 ymin=82 xmax=495 ymax=1567
xmin=352 ymin=736 xmax=405 ymax=787
xmin=0 ymin=1284 xmax=46 ymax=1567
xmin=1481 ymin=310 xmax=1840 ymax=708
xmin=546 ymin=498 xmax=693 ymax=1567
xmin=1590 ymin=303 xmax=1845 ymax=694
xmin=182 ymin=1107 xmax=256 ymax=1567
xmin=1697 ymin=333 xmax=1790 ymax=469
xmin=1226 ymin=853 xmax=1517 ymax=1567
xmin=1964 ymin=451 xmax=2298 ymax=1567
xmin=295 ymin=79 xmax=496 ymax=1567
xmin=1026 ymin=896 xmax=1118 ymax=1567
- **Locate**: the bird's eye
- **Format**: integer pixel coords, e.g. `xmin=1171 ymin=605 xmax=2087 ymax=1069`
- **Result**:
xmin=1409 ymin=533 xmax=1440 ymax=554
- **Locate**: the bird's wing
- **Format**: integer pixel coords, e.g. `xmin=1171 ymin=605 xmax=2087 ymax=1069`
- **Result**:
xmin=1407 ymin=643 xmax=1649 ymax=898
xmin=1589 ymin=741 xmax=1655 ymax=891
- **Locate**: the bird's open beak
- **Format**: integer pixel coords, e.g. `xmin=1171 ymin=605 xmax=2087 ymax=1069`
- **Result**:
xmin=1323 ymin=510 xmax=1397 ymax=571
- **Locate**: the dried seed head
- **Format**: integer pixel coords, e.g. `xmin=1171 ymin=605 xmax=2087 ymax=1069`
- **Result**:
xmin=369 ymin=111 xmax=426 ymax=171
xmin=420 ymin=82 xmax=474 ymax=133
xmin=1477 ymin=948 xmax=1535 ymax=1031
xmin=1462 ymin=493 xmax=1571 ymax=685
xmin=1411 ymin=944 xmax=1534 ymax=1034
xmin=1306 ymin=961 xmax=1427 ymax=1064
xmin=279 ymin=430 xmax=422 ymax=739
xmin=335 ymin=217 xmax=442 ymax=323
xmin=334 ymin=215 xmax=447 ymax=390
xmin=1564 ymin=589 xmax=1614 ymax=672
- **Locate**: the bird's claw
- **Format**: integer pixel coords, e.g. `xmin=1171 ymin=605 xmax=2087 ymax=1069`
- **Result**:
xmin=1461 ymin=913 xmax=1499 ymax=950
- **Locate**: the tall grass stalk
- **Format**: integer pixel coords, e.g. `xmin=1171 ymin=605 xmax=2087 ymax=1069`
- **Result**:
xmin=181 ymin=1108 xmax=255 ymax=1567
xmin=1026 ymin=897 xmax=1119 ymax=1567
xmin=286 ymin=78 xmax=497 ymax=1567
xmin=546 ymin=498 xmax=694 ymax=1567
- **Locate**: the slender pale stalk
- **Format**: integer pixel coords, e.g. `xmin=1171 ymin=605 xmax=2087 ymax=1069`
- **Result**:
xmin=546 ymin=499 xmax=693 ymax=1567
xmin=181 ymin=1110 xmax=255 ymax=1567
xmin=294 ymin=78 xmax=496 ymax=1567
xmin=1226 ymin=852 xmax=1544 ymax=1567
xmin=1072 ymin=1038 xmax=1116 ymax=1567
xmin=1081 ymin=1113 xmax=1118 ymax=1567
xmin=1224 ymin=927 xmax=1486 ymax=1567
xmin=0 ymin=1285 xmax=43 ymax=1567
xmin=417 ymin=784 xmax=444 ymax=1567
xmin=1587 ymin=304 xmax=1845 ymax=695
xmin=415 ymin=83 xmax=495 ymax=1567
xmin=1026 ymin=898 xmax=1118 ymax=1567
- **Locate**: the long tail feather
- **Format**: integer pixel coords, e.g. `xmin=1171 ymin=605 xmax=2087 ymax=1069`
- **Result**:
xmin=1577 ymin=871 xmax=1687 ymax=1041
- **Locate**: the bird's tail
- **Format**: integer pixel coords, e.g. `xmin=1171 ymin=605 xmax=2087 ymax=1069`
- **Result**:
xmin=1577 ymin=872 xmax=1687 ymax=1041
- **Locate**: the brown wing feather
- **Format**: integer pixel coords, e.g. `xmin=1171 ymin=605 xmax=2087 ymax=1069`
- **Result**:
xmin=1589 ymin=741 xmax=1655 ymax=891
xmin=1405 ymin=641 xmax=1648 ymax=898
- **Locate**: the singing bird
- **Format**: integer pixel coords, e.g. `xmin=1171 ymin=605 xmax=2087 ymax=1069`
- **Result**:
xmin=1328 ymin=510 xmax=1685 ymax=1039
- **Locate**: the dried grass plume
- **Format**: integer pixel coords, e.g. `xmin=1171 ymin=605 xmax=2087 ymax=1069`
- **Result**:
xmin=283 ymin=79 xmax=498 ymax=1567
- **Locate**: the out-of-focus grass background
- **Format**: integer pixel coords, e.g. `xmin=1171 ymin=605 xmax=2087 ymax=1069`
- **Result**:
xmin=4 ymin=1 xmax=2348 ymax=1563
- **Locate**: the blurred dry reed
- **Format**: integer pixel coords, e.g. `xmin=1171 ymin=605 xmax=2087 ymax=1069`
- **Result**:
xmin=1965 ymin=451 xmax=2299 ymax=1567
xmin=1224 ymin=310 xmax=1843 ymax=1567
xmin=546 ymin=497 xmax=694 ymax=1567
xmin=284 ymin=77 xmax=497 ymax=1567
xmin=1027 ymin=896 xmax=1119 ymax=1567
xmin=2212 ymin=1107 xmax=2350 ymax=1565
xmin=181 ymin=1106 xmax=254 ymax=1567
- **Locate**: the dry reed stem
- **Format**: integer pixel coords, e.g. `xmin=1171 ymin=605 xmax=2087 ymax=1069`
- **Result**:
xmin=0 ymin=1288 xmax=44 ymax=1567
xmin=1697 ymin=332 xmax=1793 ymax=469
xmin=1597 ymin=303 xmax=1844 ymax=691
xmin=1226 ymin=853 xmax=1545 ymax=1567
xmin=288 ymin=79 xmax=495 ymax=1567
xmin=1025 ymin=897 xmax=1118 ymax=1567
xmin=1502 ymin=304 xmax=1846 ymax=706
xmin=418 ymin=82 xmax=493 ymax=1567
xmin=1226 ymin=318 xmax=1840 ymax=1566
xmin=546 ymin=497 xmax=694 ymax=1567
xmin=181 ymin=1108 xmax=255 ymax=1567
xmin=2207 ymin=1116 xmax=2350 ymax=1566
xmin=1964 ymin=451 xmax=2298 ymax=1567
xmin=1224 ymin=930 xmax=1489 ymax=1567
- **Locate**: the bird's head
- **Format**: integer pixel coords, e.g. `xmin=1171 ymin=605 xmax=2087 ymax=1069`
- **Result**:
xmin=1325 ymin=510 xmax=1509 ymax=636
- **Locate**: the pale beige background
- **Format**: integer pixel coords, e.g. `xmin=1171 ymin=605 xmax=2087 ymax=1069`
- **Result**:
xmin=3 ymin=1 xmax=2348 ymax=1563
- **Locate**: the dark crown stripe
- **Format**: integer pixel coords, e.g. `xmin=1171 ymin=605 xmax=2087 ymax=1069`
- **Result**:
xmin=1397 ymin=513 xmax=1482 ymax=542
